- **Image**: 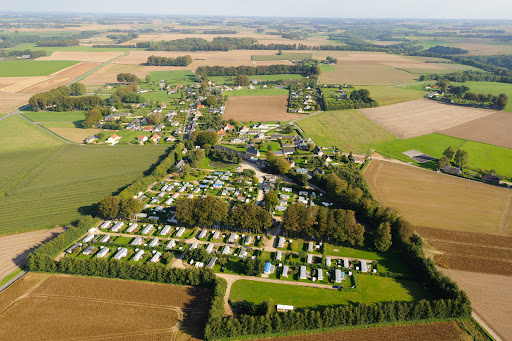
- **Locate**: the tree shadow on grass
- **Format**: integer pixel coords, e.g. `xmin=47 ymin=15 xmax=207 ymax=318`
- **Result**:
xmin=181 ymin=287 xmax=213 ymax=339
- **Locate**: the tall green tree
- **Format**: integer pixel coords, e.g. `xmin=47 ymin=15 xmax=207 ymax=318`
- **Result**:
xmin=98 ymin=196 xmax=121 ymax=219
xmin=442 ymin=146 xmax=455 ymax=159
xmin=263 ymin=189 xmax=278 ymax=211
xmin=453 ymin=149 xmax=469 ymax=168
xmin=69 ymin=82 xmax=86 ymax=96
xmin=374 ymin=222 xmax=392 ymax=252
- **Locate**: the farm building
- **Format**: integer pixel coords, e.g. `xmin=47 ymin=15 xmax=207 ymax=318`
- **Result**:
xmin=206 ymin=243 xmax=214 ymax=253
xmin=166 ymin=239 xmax=176 ymax=249
xmin=282 ymin=265 xmax=289 ymax=278
xmin=151 ymin=252 xmax=162 ymax=263
xmin=96 ymin=247 xmax=109 ymax=258
xmin=244 ymin=235 xmax=252 ymax=245
xmin=100 ymin=235 xmax=110 ymax=243
xmin=100 ymin=221 xmax=112 ymax=229
xmin=131 ymin=237 xmax=143 ymax=246
xmin=133 ymin=249 xmax=145 ymax=261
xmin=190 ymin=242 xmax=198 ymax=250
xmin=307 ymin=254 xmax=313 ymax=264
xmin=222 ymin=245 xmax=231 ymax=255
xmin=126 ymin=223 xmax=138 ymax=233
xmin=276 ymin=305 xmax=294 ymax=312
xmin=207 ymin=257 xmax=217 ymax=269
xmin=264 ymin=262 xmax=275 ymax=274
xmin=149 ymin=238 xmax=159 ymax=248
xmin=114 ymin=248 xmax=128 ymax=260
xmin=198 ymin=229 xmax=208 ymax=239
xmin=176 ymin=227 xmax=186 ymax=237
xmin=141 ymin=224 xmax=153 ymax=235
xmin=160 ymin=225 xmax=171 ymax=236
xmin=317 ymin=268 xmax=324 ymax=281
xmin=326 ymin=257 xmax=332 ymax=266
xmin=111 ymin=221 xmax=124 ymax=232
xmin=277 ymin=236 xmax=285 ymax=248
xmin=228 ymin=233 xmax=239 ymax=243
xmin=334 ymin=269 xmax=342 ymax=283
xmin=276 ymin=251 xmax=282 ymax=261
xmin=82 ymin=235 xmax=94 ymax=243
xmin=442 ymin=166 xmax=462 ymax=175
xmin=299 ymin=266 xmax=307 ymax=280
xmin=482 ymin=173 xmax=501 ymax=184
xmin=343 ymin=258 xmax=350 ymax=269
xmin=213 ymin=231 xmax=220 ymax=240
xmin=246 ymin=146 xmax=260 ymax=157
xmin=308 ymin=242 xmax=314 ymax=252
xmin=82 ymin=246 xmax=94 ymax=256
xmin=361 ymin=260 xmax=368 ymax=272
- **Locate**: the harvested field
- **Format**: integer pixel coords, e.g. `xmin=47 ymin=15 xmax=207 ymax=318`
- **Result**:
xmin=114 ymin=50 xmax=292 ymax=71
xmin=18 ymin=76 xmax=75 ymax=94
xmin=0 ymin=76 xmax=50 ymax=93
xmin=82 ymin=63 xmax=184 ymax=85
xmin=263 ymin=322 xmax=468 ymax=341
xmin=415 ymin=225 xmax=512 ymax=249
xmin=364 ymin=160 xmax=512 ymax=235
xmin=0 ymin=273 xmax=210 ymax=340
xmin=46 ymin=127 xmax=101 ymax=143
xmin=358 ymin=99 xmax=495 ymax=139
xmin=320 ymin=64 xmax=416 ymax=85
xmin=440 ymin=268 xmax=512 ymax=341
xmin=224 ymin=95 xmax=303 ymax=122
xmin=440 ymin=112 xmax=512 ymax=149
xmin=0 ymin=93 xmax=31 ymax=113
xmin=0 ymin=227 xmax=63 ymax=281
xmin=435 ymin=254 xmax=512 ymax=277
xmin=38 ymin=51 xmax=124 ymax=62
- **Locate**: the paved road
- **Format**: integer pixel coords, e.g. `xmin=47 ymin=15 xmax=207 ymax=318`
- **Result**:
xmin=472 ymin=312 xmax=504 ymax=341
xmin=0 ymin=270 xmax=28 ymax=293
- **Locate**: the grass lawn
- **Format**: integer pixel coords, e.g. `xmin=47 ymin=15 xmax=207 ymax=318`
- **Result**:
xmin=230 ymin=275 xmax=428 ymax=309
xmin=149 ymin=70 xmax=196 ymax=85
xmin=251 ymin=53 xmax=313 ymax=61
xmin=40 ymin=122 xmax=79 ymax=128
xmin=452 ymin=81 xmax=512 ymax=113
xmin=23 ymin=111 xmax=86 ymax=122
xmin=297 ymin=110 xmax=397 ymax=154
xmin=139 ymin=91 xmax=174 ymax=103
xmin=319 ymin=64 xmax=335 ymax=71
xmin=462 ymin=141 xmax=512 ymax=177
xmin=224 ymin=88 xmax=290 ymax=97
xmin=199 ymin=157 xmax=238 ymax=171
xmin=0 ymin=60 xmax=78 ymax=76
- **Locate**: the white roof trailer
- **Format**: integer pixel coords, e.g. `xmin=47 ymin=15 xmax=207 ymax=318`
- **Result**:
xmin=277 ymin=237 xmax=285 ymax=248
xmin=82 ymin=235 xmax=94 ymax=243
xmin=166 ymin=239 xmax=176 ymax=249
xmin=190 ymin=242 xmax=198 ymax=250
xmin=198 ymin=229 xmax=208 ymax=239
xmin=308 ymin=242 xmax=314 ymax=252
xmin=326 ymin=257 xmax=331 ymax=266
xmin=114 ymin=247 xmax=128 ymax=260
xmin=212 ymin=231 xmax=220 ymax=240
xmin=207 ymin=257 xmax=217 ymax=269
xmin=334 ymin=269 xmax=342 ymax=283
xmin=96 ymin=247 xmax=109 ymax=258
xmin=133 ymin=249 xmax=145 ymax=261
xmin=276 ymin=251 xmax=282 ymax=261
xmin=317 ymin=268 xmax=324 ymax=281
xmin=141 ymin=224 xmax=153 ymax=235
xmin=151 ymin=252 xmax=162 ymax=263
xmin=222 ymin=245 xmax=231 ymax=255
xmin=100 ymin=235 xmax=110 ymax=243
xmin=244 ymin=235 xmax=252 ymax=245
xmin=282 ymin=265 xmax=289 ymax=278
xmin=344 ymin=258 xmax=350 ymax=269
xmin=361 ymin=260 xmax=368 ymax=272
xmin=160 ymin=225 xmax=171 ymax=235
xmin=131 ymin=237 xmax=143 ymax=246
xmin=299 ymin=266 xmax=307 ymax=280
xmin=126 ymin=223 xmax=138 ymax=233
xmin=176 ymin=227 xmax=186 ymax=237
xmin=307 ymin=254 xmax=313 ymax=264
xmin=100 ymin=221 xmax=112 ymax=229
xmin=111 ymin=221 xmax=124 ymax=232
xmin=205 ymin=243 xmax=214 ymax=253
xmin=149 ymin=238 xmax=159 ymax=248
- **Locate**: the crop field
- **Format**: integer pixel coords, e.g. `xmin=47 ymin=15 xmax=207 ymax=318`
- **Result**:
xmin=251 ymin=53 xmax=313 ymax=61
xmin=230 ymin=276 xmax=427 ymax=309
xmin=264 ymin=321 xmax=469 ymax=341
xmin=0 ymin=227 xmax=63 ymax=281
xmin=23 ymin=111 xmax=86 ymax=122
xmin=82 ymin=64 xmax=187 ymax=86
xmin=440 ymin=112 xmax=512 ymax=149
xmin=440 ymin=268 xmax=512 ymax=341
xmin=0 ymin=60 xmax=78 ymax=77
xmin=0 ymin=273 xmax=211 ymax=340
xmin=38 ymin=50 xmax=125 ymax=62
xmin=364 ymin=160 xmax=512 ymax=235
xmin=297 ymin=109 xmax=397 ymax=154
xmin=358 ymin=99 xmax=495 ymax=139
xmin=224 ymin=95 xmax=303 ymax=122
xmin=320 ymin=64 xmax=416 ymax=85
xmin=46 ymin=127 xmax=102 ymax=143
xmin=356 ymin=86 xmax=424 ymax=106
xmin=0 ymin=115 xmax=64 ymax=151
xmin=0 ymin=93 xmax=31 ymax=114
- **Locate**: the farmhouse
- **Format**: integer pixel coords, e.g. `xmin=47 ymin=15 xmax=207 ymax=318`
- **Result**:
xmin=106 ymin=134 xmax=121 ymax=145
xmin=96 ymin=247 xmax=109 ymax=258
xmin=150 ymin=252 xmax=162 ymax=263
xmin=482 ymin=174 xmax=500 ymax=184
xmin=299 ymin=266 xmax=307 ymax=280
xmin=114 ymin=247 xmax=128 ymax=260
xmin=314 ymin=145 xmax=324 ymax=156
xmin=133 ymin=249 xmax=145 ymax=261
xmin=246 ymin=146 xmax=260 ymax=157
xmin=137 ymin=135 xmax=148 ymax=143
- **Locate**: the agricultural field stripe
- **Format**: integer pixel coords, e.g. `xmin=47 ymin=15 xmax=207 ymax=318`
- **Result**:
xmin=69 ymin=49 xmax=135 ymax=85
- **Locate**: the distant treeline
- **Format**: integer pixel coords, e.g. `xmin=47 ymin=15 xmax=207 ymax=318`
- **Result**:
xmin=37 ymin=39 xmax=79 ymax=47
xmin=91 ymin=45 xmax=136 ymax=48
xmin=0 ymin=49 xmax=47 ymax=59
xmin=29 ymin=86 xmax=105 ymax=111
xmin=0 ymin=30 xmax=99 ymax=48
xmin=202 ymin=29 xmax=238 ymax=34
xmin=424 ymin=45 xmax=468 ymax=55
xmin=146 ymin=55 xmax=193 ymax=66
xmin=196 ymin=64 xmax=320 ymax=77
xmin=106 ymin=33 xmax=138 ymax=44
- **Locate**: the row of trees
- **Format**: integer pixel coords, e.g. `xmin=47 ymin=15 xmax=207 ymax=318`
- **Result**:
xmin=438 ymin=146 xmax=469 ymax=170
xmin=116 ymin=73 xmax=141 ymax=83
xmin=282 ymin=204 xmax=365 ymax=247
xmin=175 ymin=197 xmax=273 ymax=233
xmin=82 ymin=106 xmax=112 ymax=128
xmin=322 ymin=88 xmax=378 ymax=111
xmin=146 ymin=55 xmax=193 ymax=66
xmin=29 ymin=85 xmax=105 ymax=111
xmin=98 ymin=196 xmax=144 ymax=220
xmin=196 ymin=64 xmax=320 ymax=77
xmin=0 ymin=49 xmax=47 ymax=59
xmin=36 ymin=39 xmax=79 ymax=47
xmin=436 ymin=79 xmax=509 ymax=109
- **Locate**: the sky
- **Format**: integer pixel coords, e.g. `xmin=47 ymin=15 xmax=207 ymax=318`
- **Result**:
xmin=2 ymin=0 xmax=512 ymax=19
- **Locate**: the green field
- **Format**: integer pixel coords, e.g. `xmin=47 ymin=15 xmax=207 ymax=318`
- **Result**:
xmin=23 ymin=111 xmax=86 ymax=122
xmin=0 ymin=60 xmax=78 ymax=77
xmin=452 ymin=81 xmax=512 ymax=112
xmin=319 ymin=64 xmax=335 ymax=71
xmin=375 ymin=133 xmax=512 ymax=177
xmin=251 ymin=53 xmax=313 ymax=61
xmin=149 ymin=70 xmax=196 ymax=85
xmin=361 ymin=86 xmax=424 ymax=106
xmin=0 ymin=115 xmax=167 ymax=235
xmin=298 ymin=110 xmax=397 ymax=154
xmin=230 ymin=276 xmax=428 ymax=308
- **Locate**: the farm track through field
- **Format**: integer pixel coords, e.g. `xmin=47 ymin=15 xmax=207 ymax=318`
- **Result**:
xmin=0 ymin=275 xmax=49 ymax=315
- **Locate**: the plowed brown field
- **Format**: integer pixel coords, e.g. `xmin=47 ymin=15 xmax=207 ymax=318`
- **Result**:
xmin=0 ymin=273 xmax=210 ymax=340
xmin=262 ymin=322 xmax=468 ymax=340
xmin=224 ymin=95 xmax=303 ymax=122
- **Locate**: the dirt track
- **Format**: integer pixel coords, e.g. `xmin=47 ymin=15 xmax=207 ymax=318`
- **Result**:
xmin=358 ymin=99 xmax=494 ymax=138
xmin=0 ymin=227 xmax=63 ymax=281
xmin=440 ymin=268 xmax=512 ymax=341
